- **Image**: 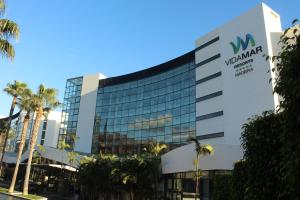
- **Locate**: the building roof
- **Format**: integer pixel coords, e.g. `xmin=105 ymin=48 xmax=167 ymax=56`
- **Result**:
xmin=98 ymin=50 xmax=195 ymax=87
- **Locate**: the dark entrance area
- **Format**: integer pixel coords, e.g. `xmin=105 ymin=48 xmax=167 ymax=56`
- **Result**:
xmin=164 ymin=170 xmax=231 ymax=200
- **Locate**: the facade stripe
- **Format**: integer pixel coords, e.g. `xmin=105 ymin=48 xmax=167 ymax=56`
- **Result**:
xmin=197 ymin=132 xmax=224 ymax=140
xmin=196 ymin=111 xmax=223 ymax=121
xmin=196 ymin=54 xmax=221 ymax=68
xmin=196 ymin=72 xmax=222 ymax=85
xmin=196 ymin=91 xmax=223 ymax=102
xmin=195 ymin=36 xmax=220 ymax=52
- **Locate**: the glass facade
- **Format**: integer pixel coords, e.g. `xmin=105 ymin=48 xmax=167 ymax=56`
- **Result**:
xmin=92 ymin=61 xmax=196 ymax=154
xmin=58 ymin=77 xmax=83 ymax=149
xmin=40 ymin=120 xmax=47 ymax=145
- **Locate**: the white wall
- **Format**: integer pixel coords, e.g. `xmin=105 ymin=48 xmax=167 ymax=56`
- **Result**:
xmin=161 ymin=142 xmax=243 ymax=174
xmin=44 ymin=111 xmax=61 ymax=147
xmin=14 ymin=111 xmax=61 ymax=150
xmin=220 ymin=3 xmax=282 ymax=145
xmin=194 ymin=3 xmax=282 ymax=146
xmin=161 ymin=4 xmax=284 ymax=175
xmin=75 ymin=73 xmax=106 ymax=153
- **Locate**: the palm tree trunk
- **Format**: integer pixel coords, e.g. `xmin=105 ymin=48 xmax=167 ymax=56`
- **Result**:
xmin=0 ymin=96 xmax=17 ymax=174
xmin=195 ymin=155 xmax=199 ymax=200
xmin=154 ymin=170 xmax=158 ymax=200
xmin=23 ymin=108 xmax=42 ymax=195
xmin=9 ymin=111 xmax=30 ymax=193
xmin=130 ymin=184 xmax=134 ymax=200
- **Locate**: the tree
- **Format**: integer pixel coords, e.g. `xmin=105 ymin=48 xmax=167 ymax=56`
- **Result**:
xmin=22 ymin=84 xmax=60 ymax=195
xmin=8 ymin=89 xmax=33 ymax=193
xmin=269 ymin=20 xmax=300 ymax=199
xmin=144 ymin=142 xmax=167 ymax=199
xmin=241 ymin=112 xmax=282 ymax=200
xmin=146 ymin=142 xmax=167 ymax=157
xmin=0 ymin=81 xmax=27 ymax=173
xmin=190 ymin=137 xmax=213 ymax=200
xmin=116 ymin=154 xmax=144 ymax=200
xmin=78 ymin=152 xmax=163 ymax=200
xmin=0 ymin=0 xmax=20 ymax=60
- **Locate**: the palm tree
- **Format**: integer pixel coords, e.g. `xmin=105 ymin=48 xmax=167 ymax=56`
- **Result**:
xmin=23 ymin=84 xmax=60 ymax=195
xmin=0 ymin=0 xmax=20 ymax=60
xmin=146 ymin=142 xmax=167 ymax=200
xmin=8 ymin=89 xmax=33 ymax=193
xmin=148 ymin=142 xmax=167 ymax=157
xmin=190 ymin=137 xmax=214 ymax=200
xmin=0 ymin=81 xmax=27 ymax=173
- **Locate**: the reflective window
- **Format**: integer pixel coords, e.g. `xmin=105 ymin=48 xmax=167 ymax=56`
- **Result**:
xmin=58 ymin=77 xmax=83 ymax=149
xmin=92 ymin=60 xmax=196 ymax=155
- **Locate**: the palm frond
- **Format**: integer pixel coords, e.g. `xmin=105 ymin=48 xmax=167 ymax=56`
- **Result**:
xmin=0 ymin=0 xmax=5 ymax=16
xmin=0 ymin=19 xmax=20 ymax=40
xmin=17 ymin=88 xmax=33 ymax=110
xmin=33 ymin=85 xmax=60 ymax=111
xmin=0 ymin=38 xmax=14 ymax=60
xmin=3 ymin=80 xmax=27 ymax=97
xmin=201 ymin=144 xmax=214 ymax=155
xmin=189 ymin=137 xmax=214 ymax=156
xmin=189 ymin=136 xmax=201 ymax=151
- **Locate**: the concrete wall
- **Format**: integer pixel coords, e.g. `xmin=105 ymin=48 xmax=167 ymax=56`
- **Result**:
xmin=162 ymin=3 xmax=283 ymax=174
xmin=14 ymin=111 xmax=61 ymax=150
xmin=161 ymin=142 xmax=243 ymax=174
xmin=194 ymin=3 xmax=282 ymax=146
xmin=75 ymin=73 xmax=106 ymax=153
xmin=44 ymin=111 xmax=61 ymax=147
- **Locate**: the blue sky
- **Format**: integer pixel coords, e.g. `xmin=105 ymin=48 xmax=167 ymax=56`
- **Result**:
xmin=0 ymin=0 xmax=299 ymax=116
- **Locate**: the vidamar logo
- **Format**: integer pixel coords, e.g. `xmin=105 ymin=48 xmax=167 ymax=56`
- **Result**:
xmin=225 ymin=33 xmax=263 ymax=77
xmin=230 ymin=33 xmax=255 ymax=54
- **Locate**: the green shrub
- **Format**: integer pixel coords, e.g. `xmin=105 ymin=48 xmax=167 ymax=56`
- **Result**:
xmin=241 ymin=112 xmax=283 ymax=200
xmin=213 ymin=174 xmax=232 ymax=200
xmin=232 ymin=160 xmax=247 ymax=200
xmin=235 ymin=21 xmax=300 ymax=200
xmin=77 ymin=153 xmax=162 ymax=200
xmin=273 ymin=23 xmax=300 ymax=199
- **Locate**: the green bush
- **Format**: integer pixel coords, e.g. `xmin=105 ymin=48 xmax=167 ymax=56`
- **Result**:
xmin=241 ymin=112 xmax=283 ymax=200
xmin=222 ymin=22 xmax=300 ymax=200
xmin=77 ymin=153 xmax=162 ymax=200
xmin=232 ymin=160 xmax=247 ymax=200
xmin=273 ymin=23 xmax=300 ymax=199
xmin=213 ymin=174 xmax=232 ymax=200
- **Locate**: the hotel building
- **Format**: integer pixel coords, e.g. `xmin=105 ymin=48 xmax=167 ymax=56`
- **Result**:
xmin=14 ymin=111 xmax=61 ymax=150
xmin=58 ymin=3 xmax=283 ymax=199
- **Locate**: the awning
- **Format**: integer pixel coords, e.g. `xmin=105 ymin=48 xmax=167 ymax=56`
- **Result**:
xmin=3 ymin=146 xmax=82 ymax=169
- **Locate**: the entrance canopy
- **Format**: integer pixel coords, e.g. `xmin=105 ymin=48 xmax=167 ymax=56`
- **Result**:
xmin=3 ymin=146 xmax=83 ymax=169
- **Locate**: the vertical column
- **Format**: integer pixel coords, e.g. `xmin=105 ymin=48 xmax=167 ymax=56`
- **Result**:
xmin=75 ymin=73 xmax=106 ymax=153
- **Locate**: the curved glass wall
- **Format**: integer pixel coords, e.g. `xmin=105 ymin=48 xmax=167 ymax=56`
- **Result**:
xmin=92 ymin=60 xmax=196 ymax=154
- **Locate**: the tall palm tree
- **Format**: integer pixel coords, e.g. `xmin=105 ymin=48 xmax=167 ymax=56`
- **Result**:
xmin=0 ymin=81 xmax=27 ymax=173
xmin=8 ymin=89 xmax=33 ymax=193
xmin=0 ymin=0 xmax=20 ymax=60
xmin=147 ymin=142 xmax=167 ymax=200
xmin=190 ymin=137 xmax=213 ymax=200
xmin=23 ymin=84 xmax=60 ymax=195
